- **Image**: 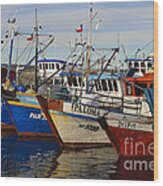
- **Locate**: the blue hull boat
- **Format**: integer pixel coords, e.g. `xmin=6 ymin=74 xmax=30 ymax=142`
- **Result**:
xmin=4 ymin=93 xmax=54 ymax=138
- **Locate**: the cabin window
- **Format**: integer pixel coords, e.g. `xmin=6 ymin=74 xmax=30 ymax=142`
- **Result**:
xmin=135 ymin=83 xmax=147 ymax=96
xmin=126 ymin=83 xmax=133 ymax=95
xmin=72 ymin=77 xmax=78 ymax=87
xmin=113 ymin=80 xmax=118 ymax=91
xmin=135 ymin=62 xmax=139 ymax=68
xmin=52 ymin=63 xmax=55 ymax=69
xmin=148 ymin=63 xmax=152 ymax=68
xmin=67 ymin=77 xmax=72 ymax=87
xmin=96 ymin=80 xmax=102 ymax=91
xmin=95 ymin=80 xmax=99 ymax=91
xmin=56 ymin=63 xmax=60 ymax=70
xmin=39 ymin=63 xmax=42 ymax=69
xmin=45 ymin=63 xmax=48 ymax=69
xmin=141 ymin=62 xmax=145 ymax=67
xmin=49 ymin=63 xmax=52 ymax=69
xmin=129 ymin=61 xmax=132 ymax=68
xmin=107 ymin=80 xmax=113 ymax=91
xmin=99 ymin=81 xmax=102 ymax=91
xmin=78 ymin=77 xmax=82 ymax=86
xmin=102 ymin=80 xmax=108 ymax=91
xmin=78 ymin=77 xmax=84 ymax=87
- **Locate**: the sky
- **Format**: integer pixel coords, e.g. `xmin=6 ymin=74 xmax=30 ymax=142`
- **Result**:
xmin=1 ymin=1 xmax=154 ymax=65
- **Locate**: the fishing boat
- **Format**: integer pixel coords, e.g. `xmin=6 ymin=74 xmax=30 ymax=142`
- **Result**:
xmin=37 ymin=95 xmax=111 ymax=148
xmin=1 ymin=10 xmax=63 ymax=141
xmin=38 ymin=4 xmax=154 ymax=148
xmin=98 ymin=113 xmax=153 ymax=158
xmin=97 ymin=72 xmax=154 ymax=157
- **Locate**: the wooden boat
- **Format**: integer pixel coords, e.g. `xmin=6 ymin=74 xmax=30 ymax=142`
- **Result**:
xmin=37 ymin=94 xmax=111 ymax=149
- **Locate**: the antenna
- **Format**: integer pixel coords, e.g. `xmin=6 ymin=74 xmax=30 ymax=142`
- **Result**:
xmin=117 ymin=33 xmax=120 ymax=48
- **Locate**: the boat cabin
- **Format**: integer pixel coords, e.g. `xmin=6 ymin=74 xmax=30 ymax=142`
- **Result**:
xmin=59 ymin=71 xmax=123 ymax=97
xmin=38 ymin=59 xmax=67 ymax=85
xmin=123 ymin=72 xmax=154 ymax=97
xmin=126 ymin=55 xmax=153 ymax=76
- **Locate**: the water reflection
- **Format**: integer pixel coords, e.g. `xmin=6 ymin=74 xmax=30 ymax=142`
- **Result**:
xmin=1 ymin=136 xmax=61 ymax=178
xmin=1 ymin=136 xmax=153 ymax=180
xmin=51 ymin=147 xmax=118 ymax=179
xmin=110 ymin=156 xmax=154 ymax=181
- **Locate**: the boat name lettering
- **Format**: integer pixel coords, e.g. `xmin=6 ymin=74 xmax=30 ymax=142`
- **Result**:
xmin=79 ymin=124 xmax=99 ymax=132
xmin=29 ymin=112 xmax=46 ymax=120
xmin=72 ymin=103 xmax=100 ymax=116
xmin=118 ymin=121 xmax=136 ymax=129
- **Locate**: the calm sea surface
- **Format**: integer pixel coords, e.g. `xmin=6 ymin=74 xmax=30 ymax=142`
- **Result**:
xmin=1 ymin=136 xmax=153 ymax=180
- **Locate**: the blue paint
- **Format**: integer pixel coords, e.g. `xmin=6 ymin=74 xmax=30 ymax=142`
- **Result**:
xmin=1 ymin=99 xmax=14 ymax=126
xmin=8 ymin=103 xmax=53 ymax=133
xmin=38 ymin=59 xmax=67 ymax=64
xmin=1 ymin=94 xmax=53 ymax=134
xmin=144 ymin=88 xmax=154 ymax=116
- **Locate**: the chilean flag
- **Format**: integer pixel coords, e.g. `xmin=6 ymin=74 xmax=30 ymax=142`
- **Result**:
xmin=26 ymin=34 xmax=33 ymax=41
xmin=76 ymin=24 xmax=83 ymax=33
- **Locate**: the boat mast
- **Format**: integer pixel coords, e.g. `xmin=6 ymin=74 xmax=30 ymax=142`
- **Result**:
xmin=86 ymin=3 xmax=93 ymax=93
xmin=5 ymin=17 xmax=16 ymax=89
xmin=34 ymin=8 xmax=39 ymax=92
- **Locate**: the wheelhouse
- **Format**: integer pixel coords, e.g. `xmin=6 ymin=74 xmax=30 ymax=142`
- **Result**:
xmin=123 ymin=72 xmax=154 ymax=97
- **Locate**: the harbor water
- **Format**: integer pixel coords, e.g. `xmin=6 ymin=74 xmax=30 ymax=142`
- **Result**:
xmin=1 ymin=135 xmax=153 ymax=180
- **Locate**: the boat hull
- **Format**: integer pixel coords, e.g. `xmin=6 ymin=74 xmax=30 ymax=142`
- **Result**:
xmin=1 ymin=98 xmax=18 ymax=135
xmin=7 ymin=100 xmax=53 ymax=138
xmin=99 ymin=117 xmax=154 ymax=158
xmin=1 ymin=98 xmax=15 ymax=126
xmin=49 ymin=110 xmax=111 ymax=148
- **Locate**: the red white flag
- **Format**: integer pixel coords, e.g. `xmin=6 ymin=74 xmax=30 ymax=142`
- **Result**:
xmin=76 ymin=24 xmax=83 ymax=33
xmin=26 ymin=35 xmax=33 ymax=41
